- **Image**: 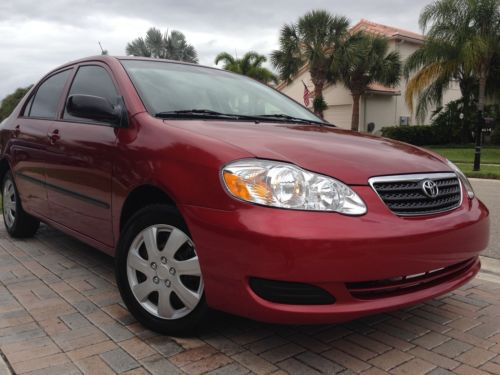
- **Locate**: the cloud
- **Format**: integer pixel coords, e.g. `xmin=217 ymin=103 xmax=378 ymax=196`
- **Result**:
xmin=0 ymin=0 xmax=430 ymax=99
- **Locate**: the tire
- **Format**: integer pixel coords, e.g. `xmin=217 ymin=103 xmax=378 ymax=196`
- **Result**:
xmin=2 ymin=171 xmax=40 ymax=238
xmin=116 ymin=204 xmax=208 ymax=335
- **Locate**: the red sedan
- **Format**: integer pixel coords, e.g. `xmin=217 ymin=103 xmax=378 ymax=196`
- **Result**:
xmin=0 ymin=56 xmax=489 ymax=334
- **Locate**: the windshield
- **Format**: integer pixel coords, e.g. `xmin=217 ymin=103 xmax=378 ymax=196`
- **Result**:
xmin=121 ymin=60 xmax=324 ymax=123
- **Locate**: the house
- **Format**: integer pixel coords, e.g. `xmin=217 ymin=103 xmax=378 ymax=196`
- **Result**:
xmin=276 ymin=19 xmax=461 ymax=132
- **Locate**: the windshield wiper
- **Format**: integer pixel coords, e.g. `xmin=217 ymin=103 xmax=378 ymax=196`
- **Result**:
xmin=255 ymin=114 xmax=328 ymax=125
xmin=155 ymin=109 xmax=330 ymax=126
xmin=155 ymin=109 xmax=239 ymax=119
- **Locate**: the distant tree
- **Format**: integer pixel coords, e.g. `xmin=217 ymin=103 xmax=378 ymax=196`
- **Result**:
xmin=271 ymin=10 xmax=350 ymax=118
xmin=214 ymin=51 xmax=278 ymax=84
xmin=332 ymin=32 xmax=401 ymax=131
xmin=0 ymin=86 xmax=32 ymax=122
xmin=126 ymin=28 xmax=198 ymax=63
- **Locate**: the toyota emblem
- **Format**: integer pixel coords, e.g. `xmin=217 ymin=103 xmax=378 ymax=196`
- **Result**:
xmin=421 ymin=179 xmax=439 ymax=198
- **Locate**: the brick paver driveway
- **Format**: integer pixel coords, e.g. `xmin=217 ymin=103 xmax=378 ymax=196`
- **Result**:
xmin=1 ymin=220 xmax=500 ymax=374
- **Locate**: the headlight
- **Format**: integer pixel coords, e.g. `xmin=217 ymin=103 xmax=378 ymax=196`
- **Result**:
xmin=447 ymin=159 xmax=474 ymax=199
xmin=222 ymin=159 xmax=367 ymax=215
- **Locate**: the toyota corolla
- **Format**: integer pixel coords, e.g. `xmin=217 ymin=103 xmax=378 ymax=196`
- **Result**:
xmin=0 ymin=56 xmax=489 ymax=334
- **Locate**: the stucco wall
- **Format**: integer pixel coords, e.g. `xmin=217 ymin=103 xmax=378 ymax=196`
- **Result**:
xmin=278 ymin=37 xmax=462 ymax=131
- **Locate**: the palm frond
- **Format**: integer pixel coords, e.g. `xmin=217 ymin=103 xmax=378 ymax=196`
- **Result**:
xmin=125 ymin=28 xmax=198 ymax=63
xmin=407 ymin=0 xmax=500 ymax=118
xmin=145 ymin=28 xmax=164 ymax=58
xmin=125 ymin=38 xmax=151 ymax=57
xmin=214 ymin=51 xmax=277 ymax=84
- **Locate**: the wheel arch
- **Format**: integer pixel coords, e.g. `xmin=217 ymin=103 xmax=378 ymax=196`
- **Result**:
xmin=0 ymin=158 xmax=11 ymax=185
xmin=119 ymin=184 xmax=178 ymax=233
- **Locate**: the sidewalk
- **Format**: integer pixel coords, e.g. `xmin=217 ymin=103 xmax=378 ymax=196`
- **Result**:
xmin=0 ymin=224 xmax=499 ymax=374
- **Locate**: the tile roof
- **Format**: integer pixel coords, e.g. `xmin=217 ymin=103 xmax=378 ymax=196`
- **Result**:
xmin=351 ymin=19 xmax=424 ymax=43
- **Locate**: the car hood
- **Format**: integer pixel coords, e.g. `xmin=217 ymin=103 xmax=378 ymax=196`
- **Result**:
xmin=165 ymin=120 xmax=450 ymax=185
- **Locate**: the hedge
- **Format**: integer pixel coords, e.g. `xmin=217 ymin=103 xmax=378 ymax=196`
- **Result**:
xmin=380 ymin=125 xmax=450 ymax=145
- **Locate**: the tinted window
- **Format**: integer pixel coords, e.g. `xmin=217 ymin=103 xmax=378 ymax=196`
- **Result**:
xmin=121 ymin=60 xmax=323 ymax=123
xmin=64 ymin=65 xmax=118 ymax=121
xmin=29 ymin=70 xmax=71 ymax=118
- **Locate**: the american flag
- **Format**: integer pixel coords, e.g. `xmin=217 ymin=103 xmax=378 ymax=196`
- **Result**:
xmin=302 ymin=81 xmax=312 ymax=107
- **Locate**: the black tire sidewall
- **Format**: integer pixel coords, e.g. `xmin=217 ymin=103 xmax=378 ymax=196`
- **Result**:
xmin=1 ymin=172 xmax=15 ymax=233
xmin=115 ymin=204 xmax=207 ymax=335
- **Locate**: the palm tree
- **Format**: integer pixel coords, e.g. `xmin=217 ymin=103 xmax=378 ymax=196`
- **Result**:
xmin=271 ymin=10 xmax=350 ymax=118
xmin=404 ymin=38 xmax=477 ymax=122
xmin=404 ymin=0 xmax=500 ymax=169
xmin=126 ymin=28 xmax=198 ymax=63
xmin=214 ymin=51 xmax=278 ymax=84
xmin=332 ymin=32 xmax=401 ymax=131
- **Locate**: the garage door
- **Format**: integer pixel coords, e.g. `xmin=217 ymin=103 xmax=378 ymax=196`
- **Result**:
xmin=323 ymin=104 xmax=352 ymax=129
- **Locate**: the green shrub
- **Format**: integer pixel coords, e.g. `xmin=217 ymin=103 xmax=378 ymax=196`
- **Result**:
xmin=492 ymin=129 xmax=500 ymax=145
xmin=380 ymin=125 xmax=449 ymax=145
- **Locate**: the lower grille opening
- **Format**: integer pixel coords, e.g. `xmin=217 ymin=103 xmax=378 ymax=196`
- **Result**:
xmin=249 ymin=278 xmax=335 ymax=305
xmin=346 ymin=258 xmax=476 ymax=299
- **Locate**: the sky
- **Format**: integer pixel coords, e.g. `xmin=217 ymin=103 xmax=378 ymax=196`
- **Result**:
xmin=0 ymin=0 xmax=432 ymax=100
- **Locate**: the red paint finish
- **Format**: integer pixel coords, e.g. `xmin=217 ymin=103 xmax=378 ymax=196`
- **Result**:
xmin=0 ymin=56 xmax=489 ymax=324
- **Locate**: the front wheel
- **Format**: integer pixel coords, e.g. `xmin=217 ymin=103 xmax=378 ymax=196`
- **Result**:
xmin=2 ymin=171 xmax=40 ymax=238
xmin=115 ymin=204 xmax=207 ymax=335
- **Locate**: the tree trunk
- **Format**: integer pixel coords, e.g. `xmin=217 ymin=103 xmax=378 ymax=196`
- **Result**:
xmin=313 ymin=81 xmax=325 ymax=118
xmin=351 ymin=93 xmax=361 ymax=131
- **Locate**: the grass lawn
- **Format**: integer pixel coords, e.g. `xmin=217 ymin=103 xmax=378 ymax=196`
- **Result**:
xmin=426 ymin=146 xmax=500 ymax=179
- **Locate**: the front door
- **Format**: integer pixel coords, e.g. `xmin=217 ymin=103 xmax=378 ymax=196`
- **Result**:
xmin=46 ymin=64 xmax=119 ymax=247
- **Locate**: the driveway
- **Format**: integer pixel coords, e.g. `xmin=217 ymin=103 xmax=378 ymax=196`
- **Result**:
xmin=0 ymin=179 xmax=500 ymax=374
xmin=471 ymin=179 xmax=500 ymax=259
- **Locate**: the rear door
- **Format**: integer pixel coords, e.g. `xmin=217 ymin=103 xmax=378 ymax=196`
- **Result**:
xmin=45 ymin=64 xmax=119 ymax=246
xmin=10 ymin=69 xmax=72 ymax=216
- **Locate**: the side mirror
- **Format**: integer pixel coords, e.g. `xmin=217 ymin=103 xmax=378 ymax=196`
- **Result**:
xmin=66 ymin=95 xmax=127 ymax=127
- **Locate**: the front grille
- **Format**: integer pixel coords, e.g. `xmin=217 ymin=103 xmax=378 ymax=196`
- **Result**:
xmin=249 ymin=278 xmax=335 ymax=305
xmin=369 ymin=173 xmax=462 ymax=216
xmin=346 ymin=258 xmax=476 ymax=299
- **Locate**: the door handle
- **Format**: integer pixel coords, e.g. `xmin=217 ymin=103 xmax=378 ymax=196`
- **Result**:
xmin=48 ymin=129 xmax=60 ymax=143
xmin=14 ymin=125 xmax=20 ymax=137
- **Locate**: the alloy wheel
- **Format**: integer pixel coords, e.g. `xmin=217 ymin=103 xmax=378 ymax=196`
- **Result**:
xmin=126 ymin=224 xmax=203 ymax=320
xmin=3 ymin=179 xmax=16 ymax=228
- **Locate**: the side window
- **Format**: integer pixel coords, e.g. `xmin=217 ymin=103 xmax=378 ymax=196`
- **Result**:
xmin=64 ymin=65 xmax=118 ymax=122
xmin=29 ymin=70 xmax=71 ymax=118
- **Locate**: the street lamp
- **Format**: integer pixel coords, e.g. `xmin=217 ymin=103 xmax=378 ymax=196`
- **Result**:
xmin=473 ymin=110 xmax=485 ymax=171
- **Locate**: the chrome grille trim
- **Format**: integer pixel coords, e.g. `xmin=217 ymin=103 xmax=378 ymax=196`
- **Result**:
xmin=368 ymin=172 xmax=463 ymax=216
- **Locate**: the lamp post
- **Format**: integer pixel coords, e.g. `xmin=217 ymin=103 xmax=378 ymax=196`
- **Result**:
xmin=473 ymin=111 xmax=484 ymax=171
xmin=459 ymin=113 xmax=464 ymax=143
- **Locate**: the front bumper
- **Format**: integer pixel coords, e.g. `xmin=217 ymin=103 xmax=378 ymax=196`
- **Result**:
xmin=181 ymin=186 xmax=489 ymax=324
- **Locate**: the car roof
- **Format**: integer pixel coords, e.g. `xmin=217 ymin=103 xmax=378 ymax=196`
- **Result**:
xmin=50 ymin=55 xmax=219 ymax=74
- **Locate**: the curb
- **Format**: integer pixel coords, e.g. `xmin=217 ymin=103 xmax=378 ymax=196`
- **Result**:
xmin=0 ymin=352 xmax=11 ymax=375
xmin=480 ymin=256 xmax=500 ymax=275
xmin=478 ymin=256 xmax=500 ymax=284
xmin=469 ymin=178 xmax=500 ymax=183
